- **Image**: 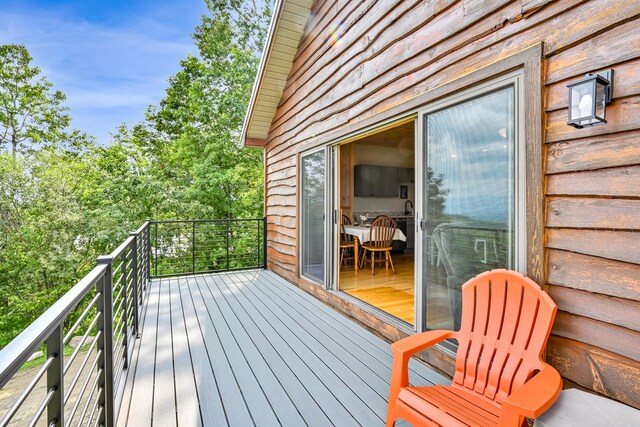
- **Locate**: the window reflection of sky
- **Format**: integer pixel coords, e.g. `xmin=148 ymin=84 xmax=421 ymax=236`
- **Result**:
xmin=426 ymin=87 xmax=514 ymax=222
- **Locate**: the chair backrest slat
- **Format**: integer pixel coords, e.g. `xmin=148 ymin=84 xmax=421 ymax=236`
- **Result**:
xmin=511 ymin=291 xmax=556 ymax=391
xmin=452 ymin=269 xmax=557 ymax=405
xmin=473 ymin=273 xmax=508 ymax=395
xmin=463 ymin=284 xmax=491 ymax=391
xmin=370 ymin=215 xmax=396 ymax=248
xmin=341 ymin=215 xmax=352 ymax=243
xmin=484 ymin=277 xmax=525 ymax=400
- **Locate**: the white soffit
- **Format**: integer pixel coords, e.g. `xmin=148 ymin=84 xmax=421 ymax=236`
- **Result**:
xmin=240 ymin=0 xmax=313 ymax=147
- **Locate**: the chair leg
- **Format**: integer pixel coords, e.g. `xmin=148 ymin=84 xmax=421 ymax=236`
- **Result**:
xmin=386 ymin=415 xmax=396 ymax=427
xmin=388 ymin=250 xmax=395 ymax=273
xmin=359 ymin=249 xmax=366 ymax=269
xmin=371 ymin=251 xmax=375 ymax=276
xmin=339 ymin=248 xmax=344 ymax=267
xmin=385 ymin=251 xmax=389 ymax=270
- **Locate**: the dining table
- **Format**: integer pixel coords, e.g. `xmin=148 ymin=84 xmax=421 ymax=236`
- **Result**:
xmin=342 ymin=224 xmax=407 ymax=271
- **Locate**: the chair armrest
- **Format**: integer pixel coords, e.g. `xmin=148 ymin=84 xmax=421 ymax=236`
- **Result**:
xmin=392 ymin=330 xmax=455 ymax=357
xmin=388 ymin=330 xmax=455 ymax=406
xmin=502 ymin=363 xmax=562 ymax=420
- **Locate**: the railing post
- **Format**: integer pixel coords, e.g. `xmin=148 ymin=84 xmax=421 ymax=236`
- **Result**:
xmin=97 ymin=256 xmax=115 ymax=427
xmin=154 ymin=222 xmax=158 ymax=278
xmin=263 ymin=217 xmax=268 ymax=269
xmin=121 ymin=251 xmax=128 ymax=371
xmin=146 ymin=220 xmax=151 ymax=285
xmin=226 ymin=221 xmax=230 ymax=270
xmin=129 ymin=233 xmax=140 ymax=337
xmin=192 ymin=221 xmax=196 ymax=274
xmin=46 ymin=323 xmax=64 ymax=427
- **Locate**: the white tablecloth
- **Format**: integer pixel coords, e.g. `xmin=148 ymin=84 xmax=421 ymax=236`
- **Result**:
xmin=343 ymin=225 xmax=406 ymax=243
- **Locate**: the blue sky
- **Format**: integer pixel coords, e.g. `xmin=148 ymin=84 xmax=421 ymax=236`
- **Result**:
xmin=1 ymin=0 xmax=208 ymax=145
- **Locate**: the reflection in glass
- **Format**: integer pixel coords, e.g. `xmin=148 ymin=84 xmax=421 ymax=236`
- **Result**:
xmin=423 ymin=87 xmax=515 ymax=335
xmin=301 ymin=151 xmax=326 ymax=283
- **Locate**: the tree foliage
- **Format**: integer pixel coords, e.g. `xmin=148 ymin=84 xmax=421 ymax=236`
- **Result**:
xmin=143 ymin=0 xmax=270 ymax=219
xmin=0 ymin=44 xmax=90 ymax=155
xmin=0 ymin=0 xmax=270 ymax=349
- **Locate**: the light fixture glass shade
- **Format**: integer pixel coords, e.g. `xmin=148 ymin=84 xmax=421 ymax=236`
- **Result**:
xmin=595 ymin=80 xmax=606 ymax=119
xmin=567 ymin=74 xmax=610 ymax=128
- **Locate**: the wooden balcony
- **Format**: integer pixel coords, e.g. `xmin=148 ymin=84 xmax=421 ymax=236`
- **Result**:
xmin=116 ymin=270 xmax=447 ymax=426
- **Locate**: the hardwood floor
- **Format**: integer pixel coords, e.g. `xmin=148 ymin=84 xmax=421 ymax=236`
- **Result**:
xmin=338 ymin=253 xmax=455 ymax=329
xmin=339 ymin=253 xmax=415 ymax=324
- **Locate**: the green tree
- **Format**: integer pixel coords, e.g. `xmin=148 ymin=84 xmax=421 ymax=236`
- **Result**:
xmin=0 ymin=1 xmax=274 ymax=349
xmin=0 ymin=44 xmax=89 ymax=155
xmin=127 ymin=0 xmax=271 ymax=220
xmin=426 ymin=167 xmax=449 ymax=220
xmin=0 ymin=150 xmax=93 ymax=345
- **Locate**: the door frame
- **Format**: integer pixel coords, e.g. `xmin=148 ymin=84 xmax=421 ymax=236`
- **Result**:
xmin=328 ymin=117 xmax=419 ymax=334
xmin=298 ymin=145 xmax=331 ymax=286
xmin=289 ymin=45 xmax=543 ymax=372
xmin=328 ymin=144 xmax=339 ymax=290
xmin=414 ymin=69 xmax=527 ymax=337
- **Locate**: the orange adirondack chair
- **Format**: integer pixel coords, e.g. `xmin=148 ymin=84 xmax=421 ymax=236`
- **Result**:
xmin=387 ymin=269 xmax=562 ymax=427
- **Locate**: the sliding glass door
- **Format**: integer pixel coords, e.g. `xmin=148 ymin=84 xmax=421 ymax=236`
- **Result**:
xmin=297 ymin=73 xmax=524 ymax=339
xmin=419 ymin=80 xmax=523 ymax=336
xmin=300 ymin=149 xmax=327 ymax=284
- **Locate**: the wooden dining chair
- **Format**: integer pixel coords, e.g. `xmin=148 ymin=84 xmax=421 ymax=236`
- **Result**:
xmin=339 ymin=215 xmax=356 ymax=268
xmin=359 ymin=215 xmax=396 ymax=275
xmin=340 ymin=223 xmax=357 ymax=268
xmin=386 ymin=269 xmax=562 ymax=427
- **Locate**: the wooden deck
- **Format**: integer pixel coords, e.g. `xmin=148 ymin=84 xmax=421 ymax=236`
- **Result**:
xmin=116 ymin=269 xmax=448 ymax=426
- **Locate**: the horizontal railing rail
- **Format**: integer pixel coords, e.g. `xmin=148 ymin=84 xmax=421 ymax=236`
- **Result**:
xmin=0 ymin=221 xmax=151 ymax=427
xmin=0 ymin=217 xmax=265 ymax=427
xmin=150 ymin=218 xmax=267 ymax=278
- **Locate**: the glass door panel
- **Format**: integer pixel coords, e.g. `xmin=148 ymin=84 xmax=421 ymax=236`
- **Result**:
xmin=422 ymin=86 xmax=516 ymax=333
xmin=301 ymin=150 xmax=326 ymax=284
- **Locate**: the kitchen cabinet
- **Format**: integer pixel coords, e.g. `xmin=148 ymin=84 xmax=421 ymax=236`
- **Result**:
xmin=354 ymin=165 xmax=399 ymax=197
xmin=354 ymin=165 xmax=378 ymax=197
xmin=381 ymin=167 xmax=399 ymax=197
xmin=399 ymin=167 xmax=415 ymax=183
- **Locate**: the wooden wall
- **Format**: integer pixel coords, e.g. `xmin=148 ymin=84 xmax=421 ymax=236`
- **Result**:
xmin=262 ymin=0 xmax=640 ymax=408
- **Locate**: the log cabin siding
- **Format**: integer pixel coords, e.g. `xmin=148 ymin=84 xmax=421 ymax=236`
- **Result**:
xmin=260 ymin=0 xmax=640 ymax=408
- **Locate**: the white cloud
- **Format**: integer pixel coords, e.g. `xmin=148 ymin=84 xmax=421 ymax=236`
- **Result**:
xmin=0 ymin=6 xmax=202 ymax=145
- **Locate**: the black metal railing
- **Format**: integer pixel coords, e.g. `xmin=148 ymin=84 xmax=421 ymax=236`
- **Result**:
xmin=0 ymin=218 xmax=264 ymax=427
xmin=150 ymin=218 xmax=267 ymax=278
xmin=0 ymin=221 xmax=151 ymax=427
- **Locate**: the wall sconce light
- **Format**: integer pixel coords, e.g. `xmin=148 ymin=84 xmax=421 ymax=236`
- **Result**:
xmin=567 ymin=69 xmax=614 ymax=128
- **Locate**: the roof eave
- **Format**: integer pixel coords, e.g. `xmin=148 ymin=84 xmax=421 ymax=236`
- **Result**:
xmin=239 ymin=0 xmax=286 ymax=149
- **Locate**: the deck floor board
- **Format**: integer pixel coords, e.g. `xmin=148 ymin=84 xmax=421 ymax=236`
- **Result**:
xmin=232 ymin=273 xmax=389 ymax=418
xmin=117 ymin=270 xmax=447 ymax=426
xmin=122 ymin=272 xmax=160 ymax=426
xmin=216 ymin=275 xmax=372 ymax=426
xmin=207 ymin=274 xmax=337 ymax=427
xmin=188 ymin=276 xmax=254 ymax=426
xmin=193 ymin=275 xmax=279 ymax=427
xmin=170 ymin=277 xmax=203 ymax=427
xmin=178 ymin=276 xmax=227 ymax=426
xmin=154 ymin=277 xmax=178 ymax=427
